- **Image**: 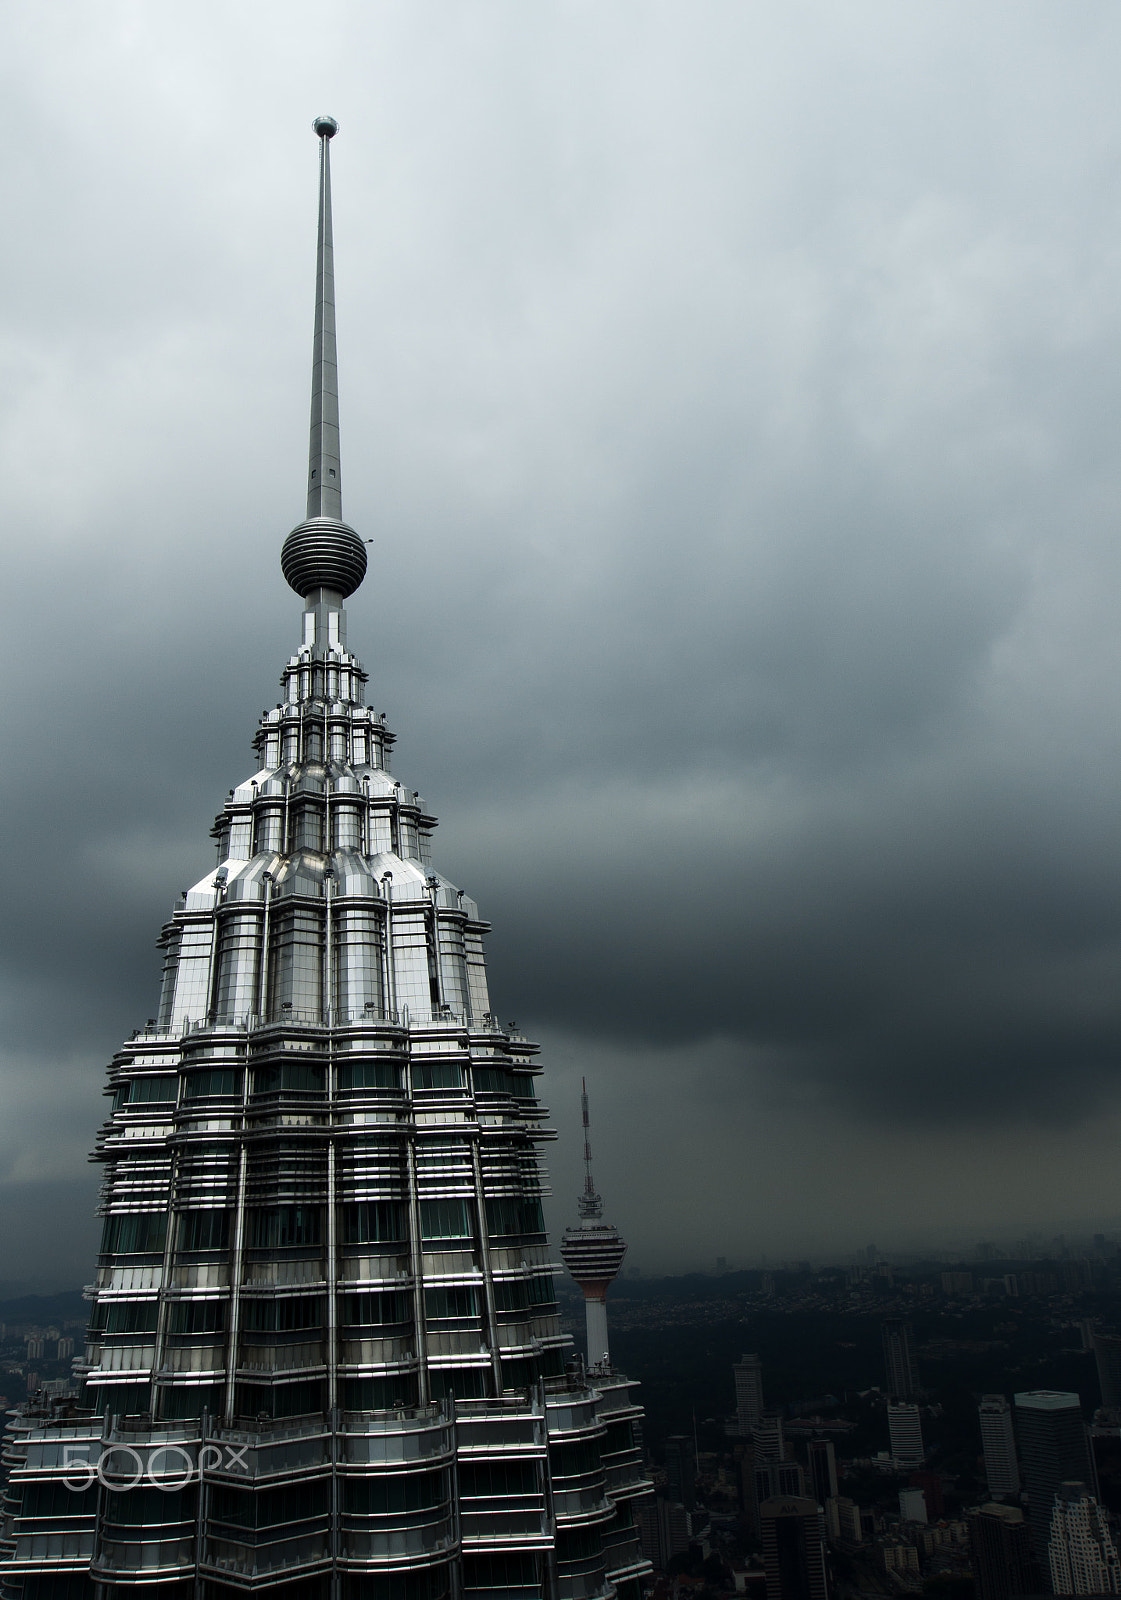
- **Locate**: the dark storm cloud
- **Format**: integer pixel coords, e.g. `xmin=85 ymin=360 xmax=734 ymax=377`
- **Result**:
xmin=4 ymin=1 xmax=1121 ymax=1270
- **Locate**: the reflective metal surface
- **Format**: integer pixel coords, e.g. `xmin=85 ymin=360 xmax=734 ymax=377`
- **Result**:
xmin=0 ymin=119 xmax=649 ymax=1600
xmin=307 ymin=116 xmax=342 ymax=524
xmin=281 ymin=111 xmax=368 ymax=602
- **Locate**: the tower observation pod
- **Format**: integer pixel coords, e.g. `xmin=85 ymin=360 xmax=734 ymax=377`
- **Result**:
xmin=0 ymin=120 xmax=651 ymax=1600
xmin=559 ymin=1082 xmax=628 ymax=1371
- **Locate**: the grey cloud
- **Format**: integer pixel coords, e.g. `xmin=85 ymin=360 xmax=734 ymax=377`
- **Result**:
xmin=4 ymin=2 xmax=1121 ymax=1267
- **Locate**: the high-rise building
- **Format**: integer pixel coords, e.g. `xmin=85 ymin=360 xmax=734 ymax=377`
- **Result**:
xmin=880 ymin=1540 xmax=920 ymax=1577
xmin=898 ymin=1488 xmax=927 ymax=1524
xmin=633 ymin=1499 xmax=691 ymax=1571
xmin=824 ymin=1496 xmax=862 ymax=1546
xmin=806 ymin=1440 xmax=837 ymax=1507
xmin=941 ymin=1271 xmax=974 ymax=1296
xmin=908 ymin=1471 xmax=945 ymax=1519
xmin=1048 ymin=1481 xmax=1121 ymax=1595
xmin=759 ymin=1497 xmax=830 ymax=1600
xmin=664 ymin=1436 xmax=696 ymax=1511
xmin=756 ymin=1462 xmax=807 ymax=1513
xmin=887 ymin=1403 xmax=924 ymax=1466
xmin=1014 ymin=1391 xmax=1097 ymax=1568
xmin=753 ymin=1413 xmax=788 ymax=1463
xmin=881 ymin=1319 xmax=919 ymax=1399
xmin=1092 ymin=1332 xmax=1121 ymax=1415
xmin=980 ymin=1394 xmax=1021 ymax=1497
xmin=742 ymin=1418 xmax=793 ymax=1536
xmin=968 ymin=1503 xmax=1037 ymax=1600
xmin=558 ymin=1082 xmax=627 ymax=1371
xmin=732 ymin=1352 xmax=765 ymax=1436
xmin=0 ymin=119 xmax=651 ymax=1600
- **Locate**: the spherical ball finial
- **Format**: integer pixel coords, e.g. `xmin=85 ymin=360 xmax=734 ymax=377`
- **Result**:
xmin=313 ymin=115 xmax=339 ymax=140
xmin=282 ymin=517 xmax=367 ymax=599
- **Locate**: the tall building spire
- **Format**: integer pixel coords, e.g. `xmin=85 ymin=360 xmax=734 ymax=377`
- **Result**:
xmin=280 ymin=117 xmax=367 ymax=614
xmin=0 ymin=120 xmax=652 ymax=1600
xmin=579 ymin=1076 xmax=604 ymax=1219
xmin=561 ymin=1081 xmax=627 ymax=1370
xmin=307 ymin=115 xmax=341 ymax=522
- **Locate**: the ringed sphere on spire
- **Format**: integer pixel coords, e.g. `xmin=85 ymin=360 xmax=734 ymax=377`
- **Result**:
xmin=314 ymin=115 xmax=339 ymax=138
xmin=282 ymin=519 xmax=366 ymax=598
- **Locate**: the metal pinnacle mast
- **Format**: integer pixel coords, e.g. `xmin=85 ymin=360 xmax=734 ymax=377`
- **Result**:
xmin=579 ymin=1076 xmax=604 ymax=1220
xmin=280 ymin=118 xmax=367 ymax=605
xmin=307 ymin=115 xmax=341 ymax=522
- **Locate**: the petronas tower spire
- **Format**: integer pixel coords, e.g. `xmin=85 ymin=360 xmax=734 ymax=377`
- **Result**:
xmin=281 ymin=115 xmax=367 ymax=628
xmin=307 ymin=116 xmax=343 ymax=524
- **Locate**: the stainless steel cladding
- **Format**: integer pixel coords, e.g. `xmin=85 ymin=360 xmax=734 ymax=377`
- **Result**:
xmin=281 ymin=517 xmax=368 ymax=600
xmin=0 ymin=117 xmax=649 ymax=1600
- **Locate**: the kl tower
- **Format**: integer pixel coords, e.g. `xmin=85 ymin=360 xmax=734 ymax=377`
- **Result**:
xmin=560 ymin=1081 xmax=628 ymax=1371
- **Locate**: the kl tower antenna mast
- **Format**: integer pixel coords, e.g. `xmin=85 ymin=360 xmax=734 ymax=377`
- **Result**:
xmin=561 ymin=1081 xmax=627 ymax=1369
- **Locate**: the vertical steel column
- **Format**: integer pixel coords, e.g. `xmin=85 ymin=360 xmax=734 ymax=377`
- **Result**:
xmin=326 ymin=1135 xmax=339 ymax=1411
xmin=324 ymin=867 xmax=334 ymax=1024
xmin=223 ymin=1058 xmax=252 ymax=1425
xmin=194 ymin=1411 xmax=210 ymax=1600
xmin=257 ymin=872 xmax=273 ymax=1023
xmin=470 ymin=1138 xmax=503 ymax=1396
xmin=540 ymin=1394 xmax=560 ymax=1600
xmin=329 ymin=1403 xmax=341 ymax=1600
xmin=404 ymin=1059 xmax=429 ymax=1404
xmin=427 ymin=877 xmax=446 ymax=1012
xmin=381 ymin=872 xmax=396 ymax=1019
xmin=325 ymin=867 xmax=339 ymax=1415
xmin=149 ymin=1125 xmax=182 ymax=1417
xmin=449 ymin=1399 xmax=464 ymax=1600
xmin=204 ymin=872 xmax=227 ymax=1025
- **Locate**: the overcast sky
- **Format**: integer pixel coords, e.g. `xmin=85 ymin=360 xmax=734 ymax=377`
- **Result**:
xmin=4 ymin=2 xmax=1121 ymax=1286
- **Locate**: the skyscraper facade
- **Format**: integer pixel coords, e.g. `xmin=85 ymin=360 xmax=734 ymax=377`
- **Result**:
xmin=980 ymin=1395 xmax=1021 ymax=1498
xmin=0 ymin=120 xmax=650 ymax=1600
xmin=732 ymin=1354 xmax=765 ymax=1437
xmin=1092 ymin=1333 xmax=1121 ymax=1416
xmin=743 ymin=1417 xmax=794 ymax=1537
xmin=806 ymin=1441 xmax=837 ymax=1508
xmin=1048 ymin=1482 xmax=1121 ymax=1596
xmin=759 ymin=1497 xmax=829 ymax=1600
xmin=663 ymin=1437 xmax=696 ymax=1512
xmin=755 ymin=1463 xmax=807 ymax=1513
xmin=752 ymin=1415 xmax=787 ymax=1464
xmin=967 ymin=1504 xmax=1037 ymax=1600
xmin=887 ymin=1403 xmax=924 ymax=1467
xmin=898 ymin=1490 xmax=927 ymax=1525
xmin=881 ymin=1320 xmax=919 ymax=1400
xmin=1014 ymin=1391 xmax=1097 ymax=1569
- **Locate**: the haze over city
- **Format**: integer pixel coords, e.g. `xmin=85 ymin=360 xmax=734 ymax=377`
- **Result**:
xmin=5 ymin=3 xmax=1121 ymax=1285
